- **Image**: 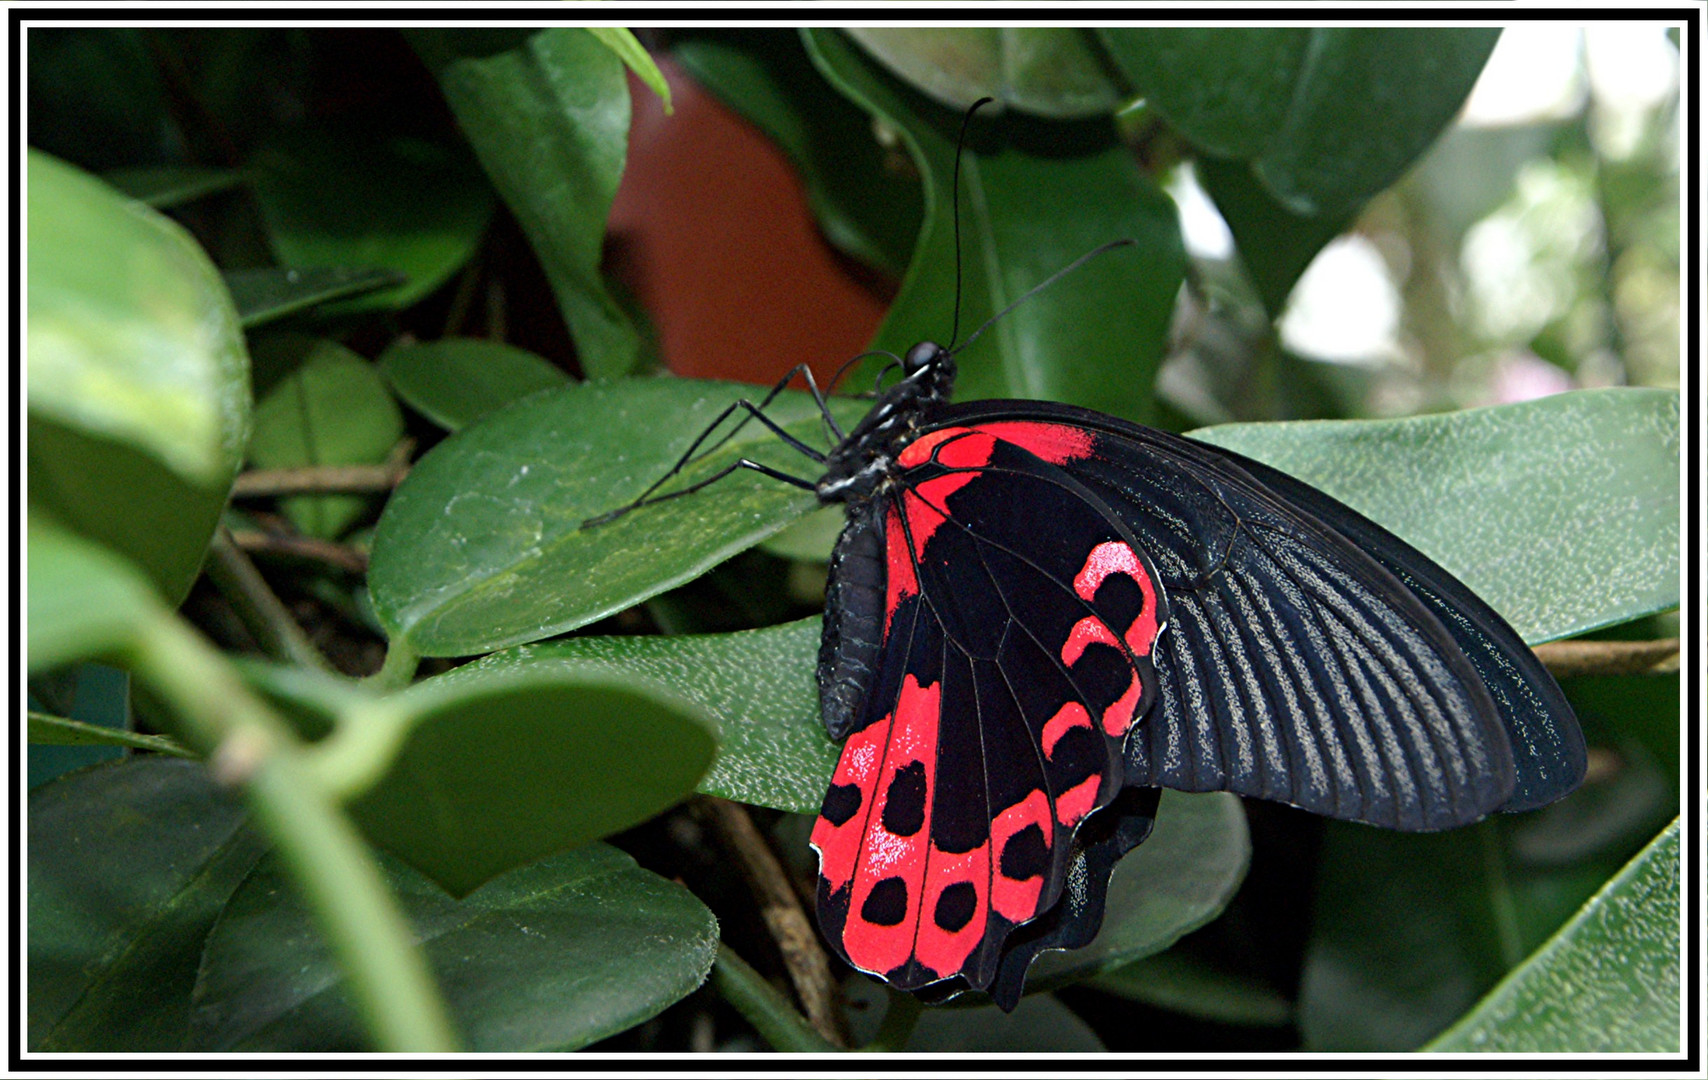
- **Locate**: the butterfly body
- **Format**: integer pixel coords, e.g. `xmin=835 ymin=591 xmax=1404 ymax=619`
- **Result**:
xmin=804 ymin=340 xmax=1585 ymax=1009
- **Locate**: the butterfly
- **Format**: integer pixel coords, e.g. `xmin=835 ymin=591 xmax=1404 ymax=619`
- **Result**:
xmin=586 ymin=101 xmax=1586 ymax=1013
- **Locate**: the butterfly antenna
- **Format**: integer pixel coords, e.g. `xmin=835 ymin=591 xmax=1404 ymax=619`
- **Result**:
xmin=951 ymin=238 xmax=1137 ymax=356
xmin=946 ymin=96 xmax=996 ymax=350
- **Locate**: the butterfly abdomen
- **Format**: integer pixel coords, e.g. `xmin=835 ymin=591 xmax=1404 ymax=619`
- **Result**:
xmin=818 ymin=499 xmax=886 ymax=742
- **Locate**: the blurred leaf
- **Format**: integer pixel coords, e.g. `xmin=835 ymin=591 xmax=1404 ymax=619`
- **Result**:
xmin=226 ymin=267 xmax=408 ymax=329
xmin=1252 ymin=28 xmax=1502 ymax=217
xmin=1192 ymin=388 xmax=1681 ymax=643
xmin=805 ymin=28 xmax=1184 ymax=425
xmin=350 ymin=664 xmax=717 ymax=896
xmin=758 ymin=504 xmax=844 ymax=563
xmin=420 ymin=27 xmax=639 ymax=378
xmin=27 ymin=664 xmax=134 ymax=787
xmin=190 ymin=844 xmax=718 ymax=1051
xmin=466 ymin=619 xmax=836 ymax=814
xmin=1427 ymin=819 xmax=1680 ymax=1053
xmin=102 ymin=165 xmax=244 ymax=208
xmin=378 ymin=337 xmax=569 ymax=431
xmin=28 ymin=29 xmax=171 ymax=171
xmin=29 ymin=711 xmax=190 ymax=758
xmin=587 ymin=27 xmax=671 ymax=114
xmin=1090 ymin=948 xmax=1293 ymax=1027
xmin=843 ymin=28 xmax=1126 ymax=118
xmin=1097 ymin=28 xmax=1310 ymax=158
xmin=908 ymin=993 xmax=1105 ymax=1050
xmin=249 ymin=131 xmax=493 ymax=312
xmin=1196 ymin=156 xmax=1354 ymax=318
xmin=29 ymin=758 xmax=265 ymax=1051
xmin=247 ymin=340 xmax=403 ymax=538
xmin=27 ymin=151 xmax=250 ymax=602
xmin=1026 ymin=791 xmax=1250 ymax=989
xmin=672 ymin=29 xmax=922 ymax=275
xmin=367 ymin=377 xmax=864 ymax=656
xmin=27 ymin=515 xmax=162 ymax=674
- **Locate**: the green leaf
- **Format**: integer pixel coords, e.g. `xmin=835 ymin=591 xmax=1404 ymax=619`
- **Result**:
xmin=249 ymin=131 xmax=494 ymax=312
xmin=226 ymin=267 xmax=408 ymax=329
xmin=1026 ymin=791 xmax=1249 ymax=989
xmin=1195 ymin=156 xmax=1354 ymax=319
xmin=466 ymin=619 xmax=836 ymax=814
xmin=1190 ymin=388 xmax=1681 ymax=643
xmin=367 ymin=377 xmax=864 ymax=656
xmin=27 ymin=514 xmax=163 ymax=673
xmin=102 ymin=164 xmax=245 ymax=208
xmin=1427 ymin=819 xmax=1680 ymax=1053
xmin=672 ymin=29 xmax=923 ymax=275
xmin=29 ymin=758 xmax=266 ymax=1050
xmin=1090 ymin=948 xmax=1294 ymax=1027
xmin=349 ymin=664 xmax=717 ymax=896
xmin=190 ymin=844 xmax=719 ymax=1051
xmin=421 ymin=28 xmax=640 ymax=378
xmin=28 ymin=664 xmax=136 ymax=786
xmin=1252 ymin=29 xmax=1502 ymax=217
xmin=28 ymin=711 xmax=193 ymax=759
xmin=805 ymin=28 xmax=1185 ymax=425
xmin=1097 ymin=29 xmax=1310 ymax=158
xmin=27 ymin=151 xmax=251 ymax=602
xmin=587 ymin=27 xmax=672 ymax=114
xmin=842 ymin=28 xmax=1127 ymax=118
xmin=247 ymin=340 xmax=404 ymax=538
xmin=378 ymin=337 xmax=569 ymax=431
xmin=906 ymin=993 xmax=1105 ymax=1050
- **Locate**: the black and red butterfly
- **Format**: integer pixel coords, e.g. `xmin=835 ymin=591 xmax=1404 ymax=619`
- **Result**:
xmin=588 ymin=106 xmax=1586 ymax=1013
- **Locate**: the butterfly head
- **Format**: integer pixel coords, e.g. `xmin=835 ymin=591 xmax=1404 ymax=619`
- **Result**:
xmin=902 ymin=340 xmax=956 ymax=399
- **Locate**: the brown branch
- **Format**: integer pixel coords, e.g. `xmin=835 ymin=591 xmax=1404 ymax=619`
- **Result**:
xmin=1533 ymin=638 xmax=1680 ymax=679
xmin=233 ymin=439 xmax=414 ymax=498
xmin=227 ymin=531 xmax=369 ymax=575
xmin=696 ymin=798 xmax=850 ymax=1048
xmin=206 ymin=528 xmax=334 ymax=671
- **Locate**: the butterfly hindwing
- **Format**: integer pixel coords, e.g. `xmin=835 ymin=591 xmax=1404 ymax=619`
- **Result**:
xmin=812 ymin=424 xmax=1168 ymax=995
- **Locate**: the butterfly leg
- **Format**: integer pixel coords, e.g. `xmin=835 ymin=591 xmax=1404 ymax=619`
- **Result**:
xmin=584 ymin=457 xmax=818 ymax=525
xmin=683 ymin=364 xmax=845 ymax=469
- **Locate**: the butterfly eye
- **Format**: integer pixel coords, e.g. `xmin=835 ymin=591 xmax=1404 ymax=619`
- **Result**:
xmin=904 ymin=341 xmax=943 ymax=375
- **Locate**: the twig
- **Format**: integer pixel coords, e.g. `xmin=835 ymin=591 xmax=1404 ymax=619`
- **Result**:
xmin=1533 ymin=638 xmax=1679 ymax=679
xmin=696 ymin=797 xmax=850 ymax=1048
xmin=710 ymin=944 xmax=839 ymax=1054
xmin=227 ymin=531 xmax=369 ymax=575
xmin=232 ymin=439 xmax=414 ymax=498
xmin=206 ymin=528 xmax=334 ymax=672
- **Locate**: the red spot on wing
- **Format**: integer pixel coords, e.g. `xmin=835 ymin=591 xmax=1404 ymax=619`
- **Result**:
xmin=990 ymin=790 xmax=1052 ymax=922
xmin=1041 ymin=702 xmax=1093 ymax=758
xmin=811 ymin=717 xmax=889 ymax=893
xmin=1062 ymin=616 xmax=1121 ymax=667
xmin=913 ymin=841 xmax=990 ymax=978
xmin=1055 ymin=774 xmax=1101 ymax=826
xmin=1102 ymin=672 xmax=1143 ymax=736
xmin=970 ymin=421 xmax=1096 ymax=465
xmin=841 ymin=674 xmax=941 ymax=977
xmin=1074 ymin=541 xmax=1160 ymax=657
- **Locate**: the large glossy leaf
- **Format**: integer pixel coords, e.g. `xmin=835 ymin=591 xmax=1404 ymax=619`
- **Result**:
xmin=1097 ymin=29 xmax=1310 ymax=159
xmin=467 ymin=619 xmax=836 ymax=814
xmin=1426 ymin=819 xmax=1680 ymax=1053
xmin=27 ymin=515 xmax=162 ymax=674
xmin=843 ymin=28 xmax=1127 ymax=118
xmin=1192 ymin=388 xmax=1681 ymax=643
xmin=367 ymin=377 xmax=865 ymax=656
xmin=418 ymin=28 xmax=639 ymax=378
xmin=27 ymin=151 xmax=250 ymax=602
xmin=1090 ymin=947 xmax=1294 ymax=1027
xmin=247 ymin=340 xmax=403 ymax=538
xmin=672 ymin=29 xmax=922 ymax=275
xmin=1195 ymin=156 xmax=1354 ymax=319
xmin=249 ymin=131 xmax=493 ymax=312
xmin=378 ymin=337 xmax=569 ymax=432
xmin=29 ymin=758 xmax=265 ymax=1050
xmin=190 ymin=844 xmax=718 ymax=1051
xmin=1251 ymin=29 xmax=1502 ymax=217
xmin=1026 ymin=791 xmax=1249 ymax=989
xmin=349 ymin=663 xmax=717 ymax=896
xmin=805 ymin=28 xmax=1185 ymax=425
